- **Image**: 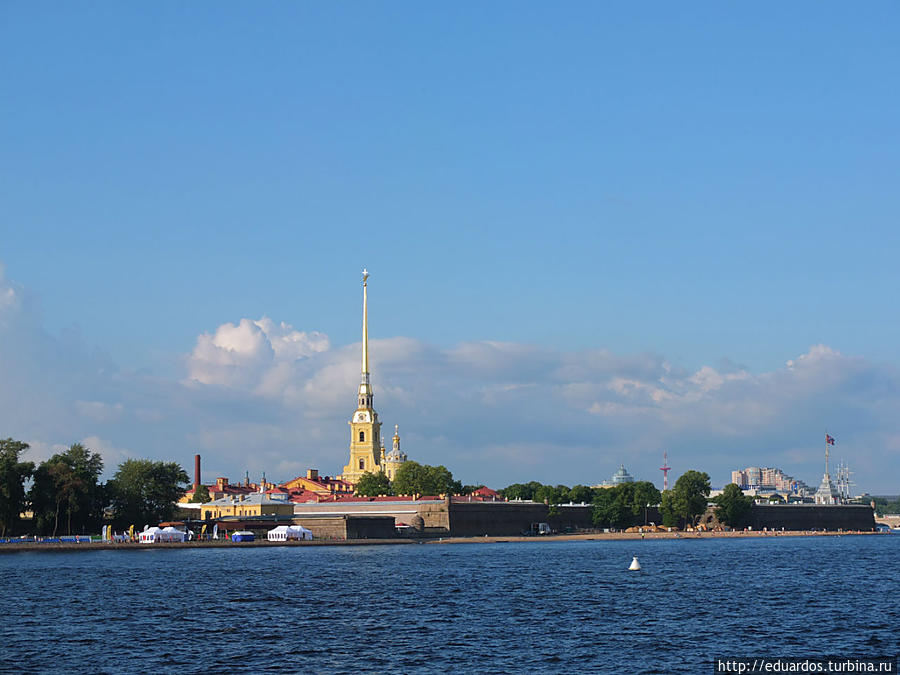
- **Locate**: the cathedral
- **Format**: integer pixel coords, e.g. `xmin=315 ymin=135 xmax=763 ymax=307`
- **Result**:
xmin=340 ymin=270 xmax=408 ymax=484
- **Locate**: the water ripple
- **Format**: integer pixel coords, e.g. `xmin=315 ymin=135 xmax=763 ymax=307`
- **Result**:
xmin=1 ymin=536 xmax=898 ymax=674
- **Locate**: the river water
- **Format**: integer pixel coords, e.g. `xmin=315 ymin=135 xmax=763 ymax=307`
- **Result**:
xmin=1 ymin=535 xmax=897 ymax=674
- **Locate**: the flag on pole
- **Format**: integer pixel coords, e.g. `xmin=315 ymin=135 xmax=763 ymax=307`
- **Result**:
xmin=826 ymin=434 xmax=836 ymax=445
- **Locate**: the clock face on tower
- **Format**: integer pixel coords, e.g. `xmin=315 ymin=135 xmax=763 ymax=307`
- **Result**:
xmin=355 ymin=411 xmax=370 ymax=423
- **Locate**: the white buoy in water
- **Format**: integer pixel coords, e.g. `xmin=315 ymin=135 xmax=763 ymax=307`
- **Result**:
xmin=628 ymin=555 xmax=641 ymax=571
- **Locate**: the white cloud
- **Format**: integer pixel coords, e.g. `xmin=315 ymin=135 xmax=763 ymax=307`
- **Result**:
xmin=17 ymin=436 xmax=130 ymax=480
xmin=79 ymin=436 xmax=134 ymax=478
xmin=21 ymin=440 xmax=68 ymax=468
xmin=254 ymin=317 xmax=330 ymax=360
xmin=185 ymin=317 xmax=330 ymax=394
xmin=1 ymin=265 xmax=899 ymax=493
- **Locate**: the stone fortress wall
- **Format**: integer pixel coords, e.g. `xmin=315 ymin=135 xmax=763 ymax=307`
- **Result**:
xmin=290 ymin=498 xmax=875 ymax=538
xmin=747 ymin=504 xmax=874 ymax=531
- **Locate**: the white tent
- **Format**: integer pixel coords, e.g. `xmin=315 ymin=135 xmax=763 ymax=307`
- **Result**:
xmin=267 ymin=525 xmax=313 ymax=541
xmin=138 ymin=526 xmax=186 ymax=543
xmin=138 ymin=527 xmax=162 ymax=543
xmin=160 ymin=526 xmax=186 ymax=542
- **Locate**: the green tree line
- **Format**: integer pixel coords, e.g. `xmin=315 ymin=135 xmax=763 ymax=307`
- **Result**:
xmin=2 ymin=432 xmax=738 ymax=536
xmin=497 ymin=470 xmax=715 ymax=530
xmin=869 ymin=495 xmax=900 ymax=516
xmin=0 ymin=437 xmax=189 ymax=536
xmin=713 ymin=483 xmax=755 ymax=528
xmin=354 ymin=461 xmax=481 ymax=497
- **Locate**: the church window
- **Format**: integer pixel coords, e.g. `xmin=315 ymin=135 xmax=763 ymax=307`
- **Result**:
xmin=359 ymin=431 xmax=365 ymax=442
xmin=359 ymin=458 xmax=365 ymax=470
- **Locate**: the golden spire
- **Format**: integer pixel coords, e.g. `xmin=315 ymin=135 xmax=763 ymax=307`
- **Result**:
xmin=362 ymin=268 xmax=369 ymax=376
xmin=357 ymin=269 xmax=373 ymax=409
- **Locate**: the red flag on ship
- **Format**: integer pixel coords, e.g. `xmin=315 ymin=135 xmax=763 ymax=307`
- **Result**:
xmin=826 ymin=434 xmax=835 ymax=445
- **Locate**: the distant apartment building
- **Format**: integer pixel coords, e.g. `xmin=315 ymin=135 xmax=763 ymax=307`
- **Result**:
xmin=731 ymin=466 xmax=812 ymax=496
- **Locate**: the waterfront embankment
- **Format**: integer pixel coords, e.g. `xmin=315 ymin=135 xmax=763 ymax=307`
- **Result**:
xmin=0 ymin=538 xmax=416 ymax=553
xmin=0 ymin=529 xmax=882 ymax=553
xmin=430 ymin=529 xmax=881 ymax=544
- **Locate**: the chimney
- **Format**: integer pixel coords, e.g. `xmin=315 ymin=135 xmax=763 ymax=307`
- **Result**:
xmin=194 ymin=454 xmax=201 ymax=488
xmin=307 ymin=469 xmax=319 ymax=481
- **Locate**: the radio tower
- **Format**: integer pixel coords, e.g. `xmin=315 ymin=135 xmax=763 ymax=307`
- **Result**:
xmin=660 ymin=451 xmax=672 ymax=491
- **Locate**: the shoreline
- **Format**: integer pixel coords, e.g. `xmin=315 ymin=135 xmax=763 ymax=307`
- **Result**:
xmin=430 ymin=530 xmax=881 ymax=544
xmin=0 ymin=529 xmax=884 ymax=553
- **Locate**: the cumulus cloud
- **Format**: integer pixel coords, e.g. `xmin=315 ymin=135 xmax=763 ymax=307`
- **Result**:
xmin=0 ymin=264 xmax=22 ymax=316
xmin=20 ymin=440 xmax=68 ymax=468
xmin=186 ymin=317 xmax=329 ymax=392
xmin=79 ymin=436 xmax=134 ymax=477
xmin=1 ymin=265 xmax=899 ymax=492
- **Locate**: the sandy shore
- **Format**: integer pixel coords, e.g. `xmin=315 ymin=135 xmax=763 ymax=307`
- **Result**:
xmin=0 ymin=529 xmax=882 ymax=553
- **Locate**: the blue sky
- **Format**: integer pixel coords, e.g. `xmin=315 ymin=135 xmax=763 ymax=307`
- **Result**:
xmin=1 ymin=3 xmax=898 ymax=492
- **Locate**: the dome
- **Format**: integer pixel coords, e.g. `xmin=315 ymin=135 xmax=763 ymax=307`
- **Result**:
xmin=385 ymin=424 xmax=407 ymax=462
xmin=611 ymin=464 xmax=634 ymax=485
xmin=386 ymin=448 xmax=407 ymax=461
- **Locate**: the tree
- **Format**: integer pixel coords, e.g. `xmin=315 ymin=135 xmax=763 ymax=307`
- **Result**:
xmin=0 ymin=439 xmax=34 ymax=536
xmin=30 ymin=443 xmax=104 ymax=536
xmin=592 ymin=487 xmax=629 ymax=529
xmin=714 ymin=483 xmax=754 ymax=528
xmin=499 ymin=481 xmax=543 ymax=501
xmin=392 ymin=461 xmax=461 ymax=496
xmin=189 ymin=484 xmax=211 ymax=503
xmin=662 ymin=470 xmax=711 ymax=527
xmin=534 ymin=484 xmax=570 ymax=505
xmin=109 ymin=459 xmax=189 ymax=528
xmin=591 ymin=482 xmax=661 ymax=530
xmin=659 ymin=490 xmax=679 ymax=527
xmin=568 ymin=485 xmax=594 ymax=504
xmin=628 ymin=481 xmax=662 ymax=524
xmin=354 ymin=471 xmax=392 ymax=497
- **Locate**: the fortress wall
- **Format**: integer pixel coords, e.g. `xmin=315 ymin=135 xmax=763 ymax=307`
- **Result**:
xmin=549 ymin=504 xmax=595 ymax=530
xmin=448 ymin=501 xmax=547 ymax=536
xmin=293 ymin=500 xmax=440 ymax=526
xmin=292 ymin=515 xmax=398 ymax=540
xmin=416 ymin=501 xmax=451 ymax=533
xmin=748 ymin=504 xmax=875 ymax=531
xmin=447 ymin=502 xmax=595 ymax=536
xmin=291 ymin=516 xmax=352 ymax=539
xmin=345 ymin=516 xmax=399 ymax=539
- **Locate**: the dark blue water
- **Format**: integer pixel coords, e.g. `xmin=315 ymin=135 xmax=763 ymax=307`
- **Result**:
xmin=1 ymin=536 xmax=898 ymax=674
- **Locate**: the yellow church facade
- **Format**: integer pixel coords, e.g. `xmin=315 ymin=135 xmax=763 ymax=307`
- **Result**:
xmin=340 ymin=270 xmax=409 ymax=484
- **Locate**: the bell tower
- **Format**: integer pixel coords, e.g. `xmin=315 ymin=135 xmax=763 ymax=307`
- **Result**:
xmin=341 ymin=269 xmax=382 ymax=483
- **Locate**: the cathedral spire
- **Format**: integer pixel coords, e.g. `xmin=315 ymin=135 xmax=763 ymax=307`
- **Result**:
xmin=343 ymin=269 xmax=381 ymax=484
xmin=362 ymin=268 xmax=369 ymax=379
xmin=358 ymin=269 xmax=373 ymax=409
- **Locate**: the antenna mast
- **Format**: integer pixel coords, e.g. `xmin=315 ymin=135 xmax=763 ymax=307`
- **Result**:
xmin=660 ymin=451 xmax=672 ymax=491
